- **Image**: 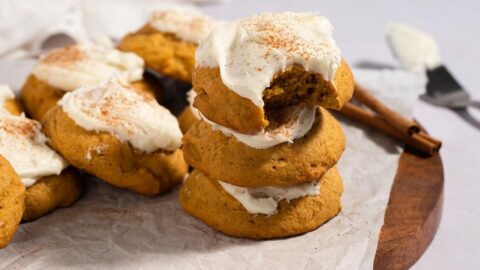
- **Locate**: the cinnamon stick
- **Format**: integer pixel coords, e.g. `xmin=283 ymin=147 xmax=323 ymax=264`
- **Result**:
xmin=353 ymin=84 xmax=420 ymax=135
xmin=416 ymin=132 xmax=442 ymax=147
xmin=338 ymin=103 xmax=441 ymax=155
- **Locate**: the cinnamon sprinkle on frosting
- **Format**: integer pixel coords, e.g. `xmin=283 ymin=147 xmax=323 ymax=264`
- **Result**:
xmin=32 ymin=41 xmax=144 ymax=91
xmin=149 ymin=7 xmax=217 ymax=44
xmin=0 ymin=112 xmax=67 ymax=187
xmin=40 ymin=45 xmax=87 ymax=68
xmin=59 ymin=78 xmax=182 ymax=152
xmin=196 ymin=12 xmax=341 ymax=107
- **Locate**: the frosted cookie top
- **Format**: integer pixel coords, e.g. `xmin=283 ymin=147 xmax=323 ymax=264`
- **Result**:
xmin=59 ymin=78 xmax=182 ymax=153
xmin=0 ymin=84 xmax=15 ymax=112
xmin=149 ymin=7 xmax=217 ymax=44
xmin=0 ymin=114 xmax=68 ymax=187
xmin=219 ymin=179 xmax=320 ymax=215
xmin=32 ymin=41 xmax=144 ymax=91
xmin=196 ymin=12 xmax=341 ymax=107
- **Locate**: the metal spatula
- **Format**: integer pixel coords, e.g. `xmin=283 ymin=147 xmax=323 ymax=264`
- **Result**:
xmin=423 ymin=66 xmax=480 ymax=109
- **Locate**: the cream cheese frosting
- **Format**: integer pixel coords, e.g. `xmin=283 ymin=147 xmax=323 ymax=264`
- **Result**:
xmin=219 ymin=180 xmax=320 ymax=215
xmin=195 ymin=12 xmax=341 ymax=107
xmin=386 ymin=23 xmax=442 ymax=71
xmin=0 ymin=113 xmax=68 ymax=187
xmin=32 ymin=40 xmax=144 ymax=91
xmin=59 ymin=78 xmax=182 ymax=153
xmin=200 ymin=106 xmax=316 ymax=149
xmin=149 ymin=7 xmax=217 ymax=44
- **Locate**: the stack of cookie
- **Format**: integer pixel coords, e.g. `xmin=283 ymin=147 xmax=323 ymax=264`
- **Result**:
xmin=180 ymin=12 xmax=355 ymax=239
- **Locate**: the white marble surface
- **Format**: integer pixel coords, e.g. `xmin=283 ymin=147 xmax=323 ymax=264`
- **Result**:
xmin=199 ymin=0 xmax=480 ymax=268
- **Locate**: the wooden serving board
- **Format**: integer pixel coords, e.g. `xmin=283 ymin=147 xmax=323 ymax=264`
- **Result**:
xmin=157 ymin=73 xmax=444 ymax=269
xmin=374 ymin=147 xmax=444 ymax=269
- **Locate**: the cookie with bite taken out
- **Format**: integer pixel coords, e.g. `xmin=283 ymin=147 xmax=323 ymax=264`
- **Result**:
xmin=179 ymin=12 xmax=353 ymax=240
xmin=192 ymin=13 xmax=354 ymax=134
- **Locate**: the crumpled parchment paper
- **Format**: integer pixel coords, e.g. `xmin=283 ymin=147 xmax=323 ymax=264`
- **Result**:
xmin=0 ymin=64 xmax=425 ymax=270
xmin=0 ymin=0 xmax=224 ymax=59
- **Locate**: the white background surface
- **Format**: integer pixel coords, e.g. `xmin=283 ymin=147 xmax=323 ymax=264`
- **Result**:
xmin=199 ymin=0 xmax=480 ymax=269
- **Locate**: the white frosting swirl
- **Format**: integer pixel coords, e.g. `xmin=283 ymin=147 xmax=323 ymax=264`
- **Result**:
xmin=149 ymin=7 xmax=217 ymax=44
xmin=200 ymin=106 xmax=316 ymax=149
xmin=59 ymin=78 xmax=182 ymax=153
xmin=196 ymin=12 xmax=341 ymax=107
xmin=32 ymin=40 xmax=144 ymax=91
xmin=0 ymin=114 xmax=68 ymax=187
xmin=219 ymin=180 xmax=320 ymax=215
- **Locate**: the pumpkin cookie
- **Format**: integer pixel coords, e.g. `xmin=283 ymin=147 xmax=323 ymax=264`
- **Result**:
xmin=193 ymin=12 xmax=354 ymax=134
xmin=21 ymin=40 xmax=155 ymax=121
xmin=180 ymin=167 xmax=343 ymax=239
xmin=118 ymin=7 xmax=217 ymax=82
xmin=23 ymin=168 xmax=82 ymax=221
xmin=0 ymin=103 xmax=82 ymax=223
xmin=183 ymin=108 xmax=345 ymax=187
xmin=0 ymin=155 xmax=25 ymax=249
xmin=43 ymin=78 xmax=187 ymax=196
